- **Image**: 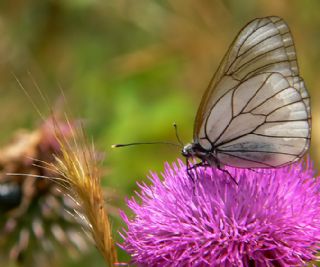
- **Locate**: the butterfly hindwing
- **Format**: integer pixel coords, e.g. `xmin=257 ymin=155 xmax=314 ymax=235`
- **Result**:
xmin=194 ymin=16 xmax=311 ymax=168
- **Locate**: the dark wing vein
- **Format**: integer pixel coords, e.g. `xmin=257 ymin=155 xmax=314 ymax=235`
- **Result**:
xmin=232 ymin=44 xmax=293 ymax=76
xmin=219 ymin=149 xmax=299 ymax=156
xmin=252 ymin=133 xmax=310 ymax=139
xmin=242 ymin=59 xmax=296 ymax=80
xmin=218 ymin=152 xmax=275 ymax=167
xmin=238 ymin=73 xmax=273 ymax=114
xmin=225 ymin=20 xmax=272 ymax=73
xmin=214 ymin=117 xmax=266 ymax=147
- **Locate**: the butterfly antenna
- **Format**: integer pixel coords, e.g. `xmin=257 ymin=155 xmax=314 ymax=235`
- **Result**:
xmin=111 ymin=141 xmax=181 ymax=148
xmin=173 ymin=122 xmax=184 ymax=147
xmin=112 ymin=122 xmax=184 ymax=149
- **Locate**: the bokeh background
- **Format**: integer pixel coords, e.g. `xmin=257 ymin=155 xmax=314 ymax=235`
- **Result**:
xmin=0 ymin=1 xmax=319 ymax=266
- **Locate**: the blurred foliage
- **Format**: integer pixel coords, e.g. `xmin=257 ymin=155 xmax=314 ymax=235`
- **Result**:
xmin=0 ymin=0 xmax=319 ymax=266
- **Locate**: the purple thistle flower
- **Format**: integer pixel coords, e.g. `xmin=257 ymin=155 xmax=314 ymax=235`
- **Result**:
xmin=120 ymin=159 xmax=320 ymax=266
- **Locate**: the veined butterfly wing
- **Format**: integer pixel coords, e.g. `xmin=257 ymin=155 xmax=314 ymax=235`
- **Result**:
xmin=194 ymin=16 xmax=311 ymax=168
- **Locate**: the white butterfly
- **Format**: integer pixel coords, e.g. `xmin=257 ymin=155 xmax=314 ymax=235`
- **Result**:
xmin=182 ymin=16 xmax=311 ymax=169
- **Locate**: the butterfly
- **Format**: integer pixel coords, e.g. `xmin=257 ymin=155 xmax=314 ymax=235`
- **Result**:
xmin=182 ymin=16 xmax=311 ymax=173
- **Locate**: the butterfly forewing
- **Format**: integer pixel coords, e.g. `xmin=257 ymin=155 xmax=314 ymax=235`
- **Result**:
xmin=194 ymin=16 xmax=311 ymax=168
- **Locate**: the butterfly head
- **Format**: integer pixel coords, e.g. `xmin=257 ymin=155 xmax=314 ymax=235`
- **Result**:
xmin=182 ymin=143 xmax=194 ymax=158
xmin=182 ymin=142 xmax=208 ymax=159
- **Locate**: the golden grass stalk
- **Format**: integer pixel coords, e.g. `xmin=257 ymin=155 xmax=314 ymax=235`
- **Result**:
xmin=46 ymin=117 xmax=118 ymax=267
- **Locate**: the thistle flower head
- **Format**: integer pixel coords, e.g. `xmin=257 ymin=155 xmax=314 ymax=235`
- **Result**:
xmin=0 ymin=118 xmax=88 ymax=266
xmin=121 ymin=159 xmax=320 ymax=266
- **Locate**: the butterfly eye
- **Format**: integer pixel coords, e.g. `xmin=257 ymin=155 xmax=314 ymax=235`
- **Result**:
xmin=182 ymin=144 xmax=192 ymax=157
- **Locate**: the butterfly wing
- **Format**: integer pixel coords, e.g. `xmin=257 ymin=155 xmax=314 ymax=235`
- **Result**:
xmin=194 ymin=16 xmax=311 ymax=168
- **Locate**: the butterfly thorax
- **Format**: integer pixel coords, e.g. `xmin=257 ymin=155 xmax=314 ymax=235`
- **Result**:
xmin=182 ymin=142 xmax=219 ymax=167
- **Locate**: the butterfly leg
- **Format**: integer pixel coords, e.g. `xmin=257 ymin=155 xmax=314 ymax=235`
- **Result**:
xmin=185 ymin=158 xmax=195 ymax=183
xmin=187 ymin=161 xmax=210 ymax=171
xmin=186 ymin=156 xmax=237 ymax=185
xmin=185 ymin=159 xmax=211 ymax=194
xmin=187 ymin=161 xmax=211 ymax=177
xmin=216 ymin=163 xmax=238 ymax=185
xmin=185 ymin=159 xmax=198 ymax=194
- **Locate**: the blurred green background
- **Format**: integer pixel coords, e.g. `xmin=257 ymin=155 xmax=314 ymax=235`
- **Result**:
xmin=0 ymin=0 xmax=319 ymax=266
